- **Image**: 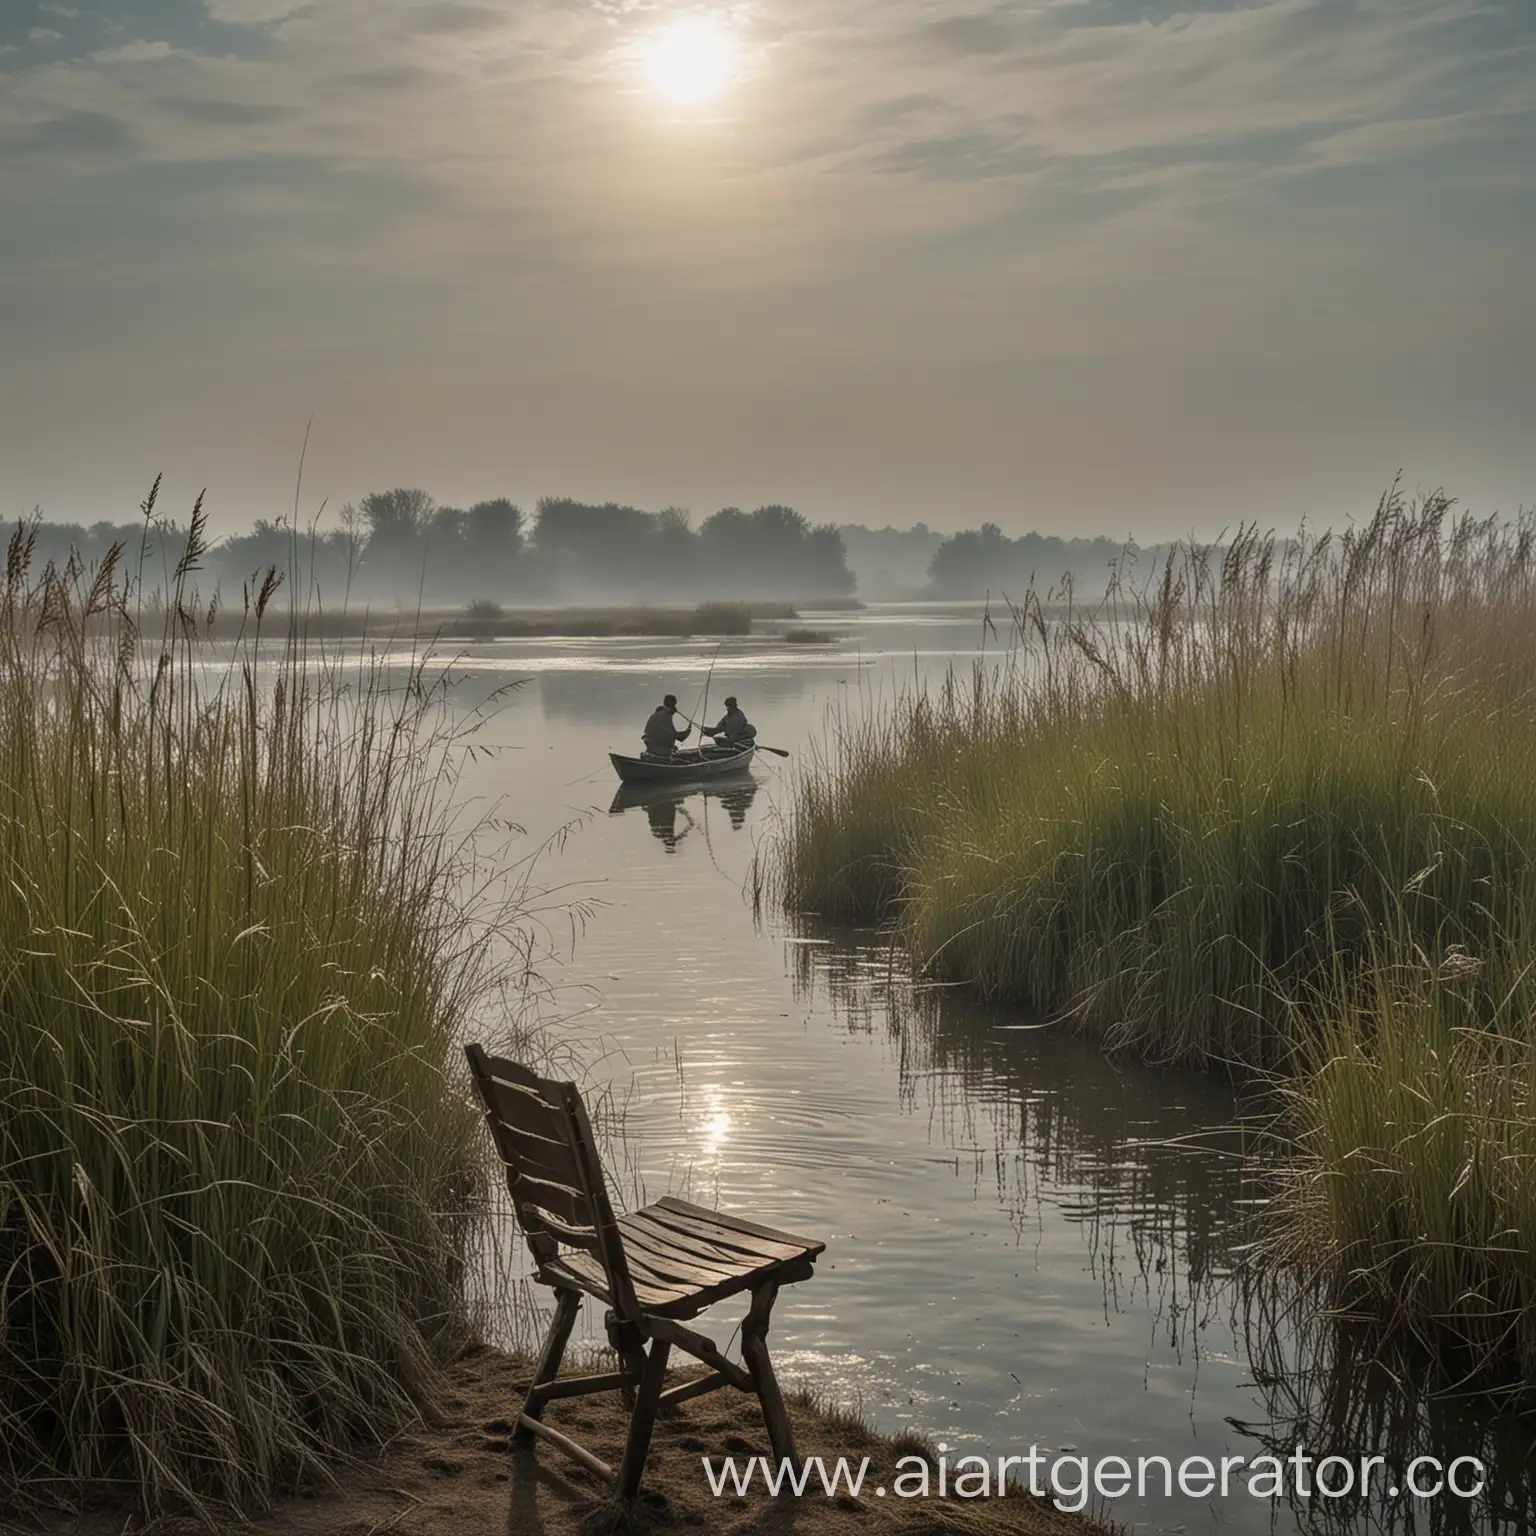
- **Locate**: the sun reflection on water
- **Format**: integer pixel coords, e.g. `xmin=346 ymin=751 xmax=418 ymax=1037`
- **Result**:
xmin=696 ymin=1090 xmax=733 ymax=1159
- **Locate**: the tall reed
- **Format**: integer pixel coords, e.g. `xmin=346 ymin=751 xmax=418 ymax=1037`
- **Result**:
xmin=1267 ymin=926 xmax=1536 ymax=1389
xmin=0 ymin=487 xmax=527 ymax=1517
xmin=769 ymin=483 xmax=1536 ymax=1385
xmin=771 ymin=487 xmax=1536 ymax=1067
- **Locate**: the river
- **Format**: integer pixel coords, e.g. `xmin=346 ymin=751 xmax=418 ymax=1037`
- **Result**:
xmin=390 ymin=601 xmax=1531 ymax=1536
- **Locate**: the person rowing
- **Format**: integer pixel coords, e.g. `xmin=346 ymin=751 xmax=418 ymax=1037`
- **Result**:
xmin=642 ymin=694 xmax=693 ymax=759
xmin=700 ymin=696 xmax=756 ymax=751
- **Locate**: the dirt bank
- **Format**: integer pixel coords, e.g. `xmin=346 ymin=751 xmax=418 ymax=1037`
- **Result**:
xmin=30 ymin=1345 xmax=1104 ymax=1536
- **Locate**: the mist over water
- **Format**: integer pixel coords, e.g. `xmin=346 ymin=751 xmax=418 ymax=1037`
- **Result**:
xmin=368 ymin=602 xmax=1533 ymax=1536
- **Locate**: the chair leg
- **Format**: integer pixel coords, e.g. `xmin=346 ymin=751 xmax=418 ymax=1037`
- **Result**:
xmin=741 ymin=1280 xmax=797 ymax=1466
xmin=516 ymin=1287 xmax=581 ymax=1439
xmin=614 ymin=1337 xmax=672 ymax=1502
xmin=605 ymin=1310 xmax=647 ymax=1410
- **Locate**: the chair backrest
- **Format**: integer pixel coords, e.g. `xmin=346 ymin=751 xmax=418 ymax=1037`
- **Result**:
xmin=464 ymin=1044 xmax=642 ymax=1321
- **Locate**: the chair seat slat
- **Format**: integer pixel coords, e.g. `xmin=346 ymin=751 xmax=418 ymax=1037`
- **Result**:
xmin=655 ymin=1195 xmax=825 ymax=1255
xmin=614 ymin=1223 xmax=745 ymax=1288
xmin=542 ymin=1251 xmax=696 ymax=1308
xmin=620 ymin=1247 xmax=719 ymax=1297
xmin=621 ymin=1209 xmax=790 ymax=1273
xmin=641 ymin=1201 xmax=818 ymax=1263
xmin=543 ymin=1247 xmax=810 ymax=1318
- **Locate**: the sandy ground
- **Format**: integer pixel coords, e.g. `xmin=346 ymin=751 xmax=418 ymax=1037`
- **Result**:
xmin=21 ymin=1346 xmax=1105 ymax=1536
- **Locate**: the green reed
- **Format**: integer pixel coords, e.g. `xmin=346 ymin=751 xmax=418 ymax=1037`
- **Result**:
xmin=1264 ymin=920 xmax=1536 ymax=1392
xmin=771 ymin=487 xmax=1536 ymax=1067
xmin=0 ymin=486 xmax=529 ymax=1517
xmin=769 ymin=483 xmax=1536 ymax=1383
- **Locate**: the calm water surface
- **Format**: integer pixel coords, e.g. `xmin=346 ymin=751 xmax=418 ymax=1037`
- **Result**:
xmin=395 ymin=603 xmax=1530 ymax=1536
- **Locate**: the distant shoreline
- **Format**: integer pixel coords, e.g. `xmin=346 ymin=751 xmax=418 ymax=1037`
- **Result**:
xmin=177 ymin=598 xmax=864 ymax=642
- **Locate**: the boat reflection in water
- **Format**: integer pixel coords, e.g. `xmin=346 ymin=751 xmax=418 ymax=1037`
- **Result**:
xmin=608 ymin=775 xmax=759 ymax=852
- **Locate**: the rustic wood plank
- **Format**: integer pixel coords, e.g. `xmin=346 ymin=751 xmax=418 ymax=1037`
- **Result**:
xmin=480 ymin=1074 xmax=575 ymax=1149
xmin=611 ymin=1228 xmax=804 ymax=1314
xmin=518 ymin=1203 xmax=601 ymax=1256
xmin=487 ymin=1116 xmax=582 ymax=1185
xmin=616 ymin=1219 xmax=748 ymax=1286
xmin=638 ymin=1211 xmax=800 ymax=1265
xmin=536 ymin=1255 xmax=609 ymax=1303
xmin=470 ymin=1048 xmax=544 ymax=1094
xmin=467 ymin=1046 xmax=570 ymax=1137
xmin=542 ymin=1251 xmax=695 ymax=1308
xmin=621 ymin=1209 xmax=776 ymax=1274
xmin=616 ymin=1246 xmax=712 ymax=1297
xmin=656 ymin=1195 xmax=825 ymax=1255
xmin=511 ymin=1169 xmax=592 ymax=1230
xmin=640 ymin=1202 xmax=812 ymax=1263
xmin=620 ymin=1257 xmax=769 ymax=1316
xmin=645 ymin=1202 xmax=814 ymax=1260
xmin=617 ymin=1210 xmax=780 ymax=1271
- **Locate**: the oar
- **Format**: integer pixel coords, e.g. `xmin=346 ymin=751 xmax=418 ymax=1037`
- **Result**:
xmin=692 ymin=732 xmax=787 ymax=758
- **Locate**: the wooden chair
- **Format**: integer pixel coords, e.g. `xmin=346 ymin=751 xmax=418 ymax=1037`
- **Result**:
xmin=465 ymin=1044 xmax=825 ymax=1501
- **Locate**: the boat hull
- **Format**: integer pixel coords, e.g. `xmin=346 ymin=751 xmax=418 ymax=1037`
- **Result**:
xmin=609 ymin=744 xmax=756 ymax=784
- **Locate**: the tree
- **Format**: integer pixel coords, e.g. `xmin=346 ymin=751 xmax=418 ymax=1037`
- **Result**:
xmin=358 ymin=487 xmax=434 ymax=590
xmin=465 ymin=499 xmax=524 ymax=564
xmin=361 ymin=488 xmax=434 ymax=552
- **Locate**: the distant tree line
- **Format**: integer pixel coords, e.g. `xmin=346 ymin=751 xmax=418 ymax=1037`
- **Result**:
xmin=526 ymin=498 xmax=854 ymax=600
xmin=923 ymin=524 xmax=1137 ymax=599
xmin=16 ymin=491 xmax=858 ymax=606
xmin=17 ymin=489 xmax=1168 ymax=607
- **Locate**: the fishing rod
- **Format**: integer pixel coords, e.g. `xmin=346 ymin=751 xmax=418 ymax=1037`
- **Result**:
xmin=677 ymin=645 xmax=790 ymax=757
xmin=693 ymin=641 xmax=723 ymax=739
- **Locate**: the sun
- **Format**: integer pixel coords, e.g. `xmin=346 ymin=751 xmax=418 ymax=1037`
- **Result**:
xmin=642 ymin=15 xmax=738 ymax=106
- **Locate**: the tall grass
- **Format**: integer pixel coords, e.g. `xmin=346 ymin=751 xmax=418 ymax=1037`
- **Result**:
xmin=0 ymin=488 xmax=529 ymax=1518
xmin=770 ymin=487 xmax=1536 ymax=1068
xmin=1267 ymin=931 xmax=1536 ymax=1389
xmin=768 ymin=482 xmax=1536 ymax=1384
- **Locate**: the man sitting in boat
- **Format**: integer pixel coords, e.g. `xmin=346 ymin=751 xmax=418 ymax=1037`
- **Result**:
xmin=701 ymin=696 xmax=756 ymax=749
xmin=642 ymin=694 xmax=692 ymax=759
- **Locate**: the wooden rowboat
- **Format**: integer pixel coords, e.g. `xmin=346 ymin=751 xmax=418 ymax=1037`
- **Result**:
xmin=608 ymin=742 xmax=756 ymax=784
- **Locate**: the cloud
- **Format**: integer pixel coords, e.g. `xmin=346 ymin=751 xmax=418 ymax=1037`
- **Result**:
xmin=0 ymin=0 xmax=1530 ymax=304
xmin=915 ymin=11 xmax=1018 ymax=57
xmin=93 ymin=40 xmax=176 ymax=63
xmin=202 ymin=0 xmax=307 ymax=21
xmin=158 ymin=93 xmax=290 ymax=124
xmin=2 ymin=108 xmax=135 ymax=156
xmin=0 ymin=0 xmax=1529 ymax=540
xmin=406 ymin=2 xmax=508 ymax=34
xmin=345 ymin=63 xmax=434 ymax=90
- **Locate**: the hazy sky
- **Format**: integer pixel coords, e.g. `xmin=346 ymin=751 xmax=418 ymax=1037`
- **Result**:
xmin=2 ymin=0 xmax=1532 ymax=540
